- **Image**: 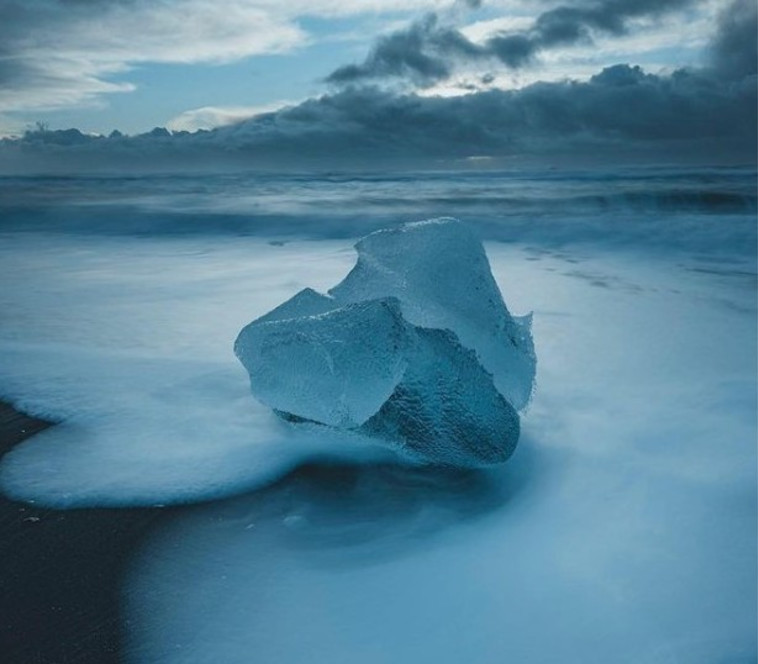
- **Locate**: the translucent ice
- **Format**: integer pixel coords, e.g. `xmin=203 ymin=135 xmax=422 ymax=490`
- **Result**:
xmin=330 ymin=218 xmax=536 ymax=410
xmin=234 ymin=218 xmax=534 ymax=466
xmin=362 ymin=327 xmax=519 ymax=465
xmin=235 ymin=297 xmax=411 ymax=428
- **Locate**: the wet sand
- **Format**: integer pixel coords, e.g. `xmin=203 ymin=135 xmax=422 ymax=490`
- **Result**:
xmin=0 ymin=401 xmax=521 ymax=663
xmin=0 ymin=402 xmax=164 ymax=664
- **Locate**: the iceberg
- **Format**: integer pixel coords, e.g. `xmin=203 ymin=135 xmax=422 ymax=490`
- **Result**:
xmin=234 ymin=218 xmax=535 ymax=466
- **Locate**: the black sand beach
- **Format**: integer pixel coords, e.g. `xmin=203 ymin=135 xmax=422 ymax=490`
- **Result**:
xmin=0 ymin=402 xmax=164 ymax=664
xmin=0 ymin=400 xmax=522 ymax=663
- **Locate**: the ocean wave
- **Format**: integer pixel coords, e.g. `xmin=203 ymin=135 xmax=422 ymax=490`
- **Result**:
xmin=0 ymin=167 xmax=755 ymax=256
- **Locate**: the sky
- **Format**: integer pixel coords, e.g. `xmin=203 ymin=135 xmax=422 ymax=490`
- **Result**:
xmin=0 ymin=0 xmax=755 ymax=169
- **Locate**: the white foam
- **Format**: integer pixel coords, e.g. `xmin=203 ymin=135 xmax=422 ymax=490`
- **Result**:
xmin=0 ymin=235 xmax=398 ymax=507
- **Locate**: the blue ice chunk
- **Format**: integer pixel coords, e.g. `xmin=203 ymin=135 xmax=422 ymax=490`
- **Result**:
xmin=361 ymin=327 xmax=519 ymax=465
xmin=235 ymin=297 xmax=519 ymax=466
xmin=234 ymin=218 xmax=534 ymax=467
xmin=235 ymin=297 xmax=411 ymax=428
xmin=329 ymin=218 xmax=535 ymax=410
xmin=253 ymin=287 xmax=337 ymax=324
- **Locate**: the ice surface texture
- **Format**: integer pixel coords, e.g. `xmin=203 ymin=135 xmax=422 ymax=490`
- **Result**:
xmin=330 ymin=218 xmax=535 ymax=411
xmin=236 ymin=297 xmax=412 ymax=429
xmin=235 ymin=218 xmax=535 ymax=466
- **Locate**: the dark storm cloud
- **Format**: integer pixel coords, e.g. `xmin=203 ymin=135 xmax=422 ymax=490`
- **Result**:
xmin=262 ymin=61 xmax=756 ymax=161
xmin=4 ymin=58 xmax=754 ymax=171
xmin=327 ymin=0 xmax=698 ymax=86
xmin=327 ymin=14 xmax=481 ymax=86
xmin=709 ymin=0 xmax=757 ymax=80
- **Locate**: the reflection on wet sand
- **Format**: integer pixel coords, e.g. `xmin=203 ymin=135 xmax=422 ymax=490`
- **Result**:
xmin=124 ymin=442 xmax=542 ymax=663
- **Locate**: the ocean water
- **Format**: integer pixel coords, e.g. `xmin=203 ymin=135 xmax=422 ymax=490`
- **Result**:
xmin=0 ymin=166 xmax=755 ymax=662
xmin=1 ymin=165 xmax=755 ymax=250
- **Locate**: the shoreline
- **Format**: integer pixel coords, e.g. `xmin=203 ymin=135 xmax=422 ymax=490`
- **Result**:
xmin=0 ymin=401 xmax=164 ymax=664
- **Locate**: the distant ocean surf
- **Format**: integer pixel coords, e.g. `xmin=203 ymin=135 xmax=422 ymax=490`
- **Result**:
xmin=0 ymin=165 xmax=755 ymax=252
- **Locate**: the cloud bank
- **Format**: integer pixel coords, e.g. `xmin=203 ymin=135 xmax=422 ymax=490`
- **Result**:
xmin=0 ymin=0 xmax=754 ymax=172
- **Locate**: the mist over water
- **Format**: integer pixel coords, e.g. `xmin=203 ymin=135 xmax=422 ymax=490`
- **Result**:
xmin=1 ymin=166 xmax=755 ymax=253
xmin=0 ymin=167 xmax=755 ymax=662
